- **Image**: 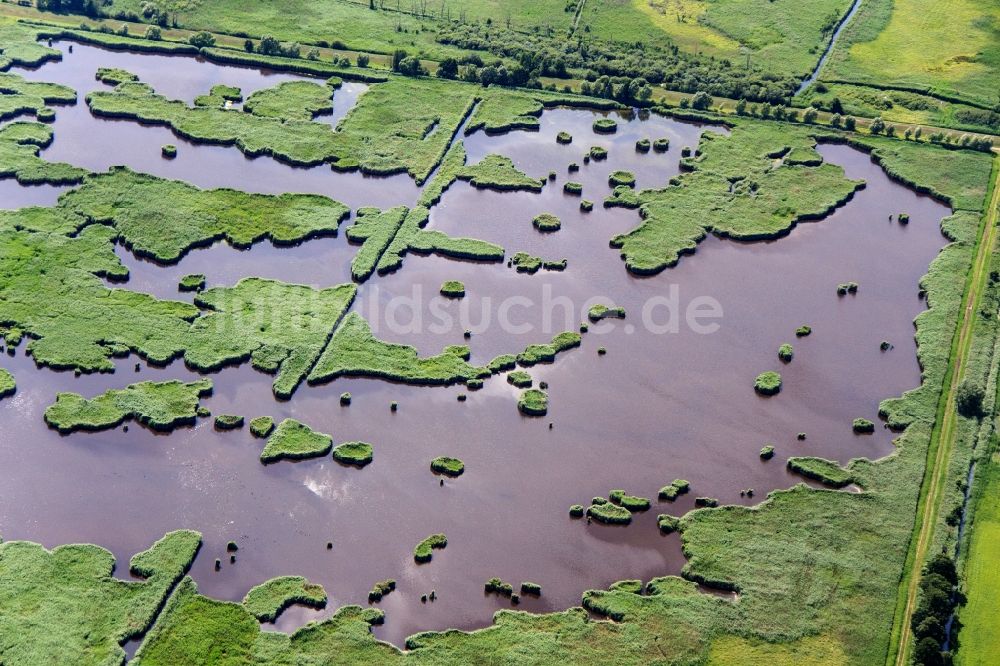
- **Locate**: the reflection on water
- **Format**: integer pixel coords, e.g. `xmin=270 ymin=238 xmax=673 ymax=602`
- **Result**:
xmin=0 ymin=43 xmax=951 ymax=645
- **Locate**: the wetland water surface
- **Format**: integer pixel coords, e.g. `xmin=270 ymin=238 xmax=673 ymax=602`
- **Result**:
xmin=0 ymin=44 xmax=951 ymax=645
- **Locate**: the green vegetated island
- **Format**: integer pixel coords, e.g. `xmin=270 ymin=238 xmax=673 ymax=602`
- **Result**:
xmin=0 ymin=4 xmax=997 ymax=665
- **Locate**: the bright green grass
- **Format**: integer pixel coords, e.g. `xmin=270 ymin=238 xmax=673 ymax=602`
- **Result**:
xmin=956 ymin=455 xmax=1000 ymax=664
xmin=346 ymin=206 xmax=408 ymax=282
xmin=178 ymin=273 xmax=205 ymax=292
xmin=440 ymin=280 xmax=465 ymax=298
xmin=193 ymin=83 xmax=242 ymax=108
xmin=517 ymin=388 xmax=548 ymax=416
xmin=821 ymin=0 xmax=1000 ymax=108
xmin=43 ymin=379 xmax=212 ymax=433
xmin=413 ymin=533 xmax=447 ymax=563
xmin=5 ymin=165 xmax=349 ymax=262
xmin=185 ymin=278 xmax=356 ymax=398
xmin=753 ymin=371 xmax=782 ymax=395
xmin=96 ymin=67 xmax=139 ymax=86
xmin=611 ymin=121 xmax=863 ymax=275
xmin=588 ymin=304 xmax=626 ymax=321
xmin=308 ymin=312 xmax=488 ymax=386
xmin=0 ymin=367 xmax=13 ymax=399
xmin=375 ymin=205 xmax=504 ymax=276
xmin=458 ymin=154 xmax=543 ymax=192
xmin=260 ymin=418 xmax=333 ymax=464
xmin=242 ymin=576 xmax=326 ymax=622
xmin=249 ymin=416 xmax=275 ymax=438
xmin=0 ymin=530 xmax=200 ymax=665
xmin=507 ymin=370 xmax=533 ymax=388
xmin=0 ymin=121 xmax=87 ymax=185
xmin=430 ymin=456 xmax=465 ymax=477
xmin=243 ymin=80 xmax=333 ymax=121
xmin=785 ymin=456 xmax=854 ymax=487
xmin=0 ymin=18 xmax=62 ymax=69
xmin=580 ymin=0 xmax=854 ymax=76
xmin=332 ymin=441 xmax=374 ymax=467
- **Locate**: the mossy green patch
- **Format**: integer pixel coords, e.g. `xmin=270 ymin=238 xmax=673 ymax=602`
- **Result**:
xmin=440 ymin=280 xmax=465 ymax=298
xmin=249 ymin=416 xmax=275 ymax=438
xmin=242 ymin=576 xmax=327 ymax=622
xmin=778 ymin=343 xmax=794 ymax=362
xmin=786 ymin=457 xmax=854 ymax=488
xmin=458 ymin=154 xmax=542 ymax=192
xmin=507 ymin=370 xmax=533 ymax=388
xmin=260 ymin=418 xmax=333 ymax=463
xmin=44 ymin=379 xmax=212 ymax=433
xmin=532 ymin=213 xmax=561 ymax=232
xmin=754 ymin=371 xmax=782 ymax=396
xmin=0 ymin=530 xmax=200 ymax=665
xmin=593 ymin=118 xmax=618 ymax=134
xmin=517 ymin=388 xmax=548 ymax=416
xmin=413 ymin=534 xmax=447 ymax=563
xmin=588 ymin=304 xmax=626 ymax=322
xmin=430 ymin=456 xmax=465 ymax=477
xmin=332 ymin=441 xmax=373 ymax=467
xmin=214 ymin=414 xmax=244 ymax=430
xmin=0 ymin=121 xmax=87 ymax=185
xmin=609 ymin=490 xmax=651 ymax=512
xmin=659 ymin=479 xmax=691 ymax=501
xmin=368 ymin=579 xmax=396 ymax=603
xmin=178 ymin=274 xmax=205 ymax=292
xmin=516 ymin=332 xmax=582 ymax=367
xmin=185 ymin=278 xmax=356 ymax=398
xmin=0 ymin=367 xmax=14 ymax=399
xmin=243 ymin=81 xmax=332 ymax=121
xmin=611 ymin=122 xmax=863 ymax=275
xmin=587 ymin=502 xmax=632 ymax=525
xmin=346 ymin=207 xmax=408 ymax=282
xmin=608 ymin=170 xmax=636 ymax=187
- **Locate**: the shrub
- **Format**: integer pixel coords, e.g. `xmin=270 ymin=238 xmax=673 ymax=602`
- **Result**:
xmin=520 ymin=582 xmax=541 ymax=595
xmin=485 ymin=578 xmax=514 ymax=596
xmin=368 ymin=579 xmax=396 ymax=602
xmin=440 ymin=280 xmax=466 ymax=298
xmin=568 ymin=162 xmax=580 ymax=173
xmin=803 ymin=108 xmax=818 ymax=124
xmin=690 ymin=91 xmax=712 ymax=110
xmin=778 ymin=343 xmax=793 ymax=362
xmin=214 ymin=414 xmax=244 ymax=430
xmin=356 ymin=53 xmax=370 ymax=68
xmin=188 ymin=31 xmax=216 ymax=48
xmin=852 ymin=418 xmax=875 ymax=433
xmin=956 ymin=379 xmax=985 ymax=417
xmin=430 ymin=456 xmax=465 ymax=476
xmin=754 ymin=371 xmax=782 ymax=396
xmin=653 ymin=138 xmax=670 ymax=152
xmin=680 ymin=146 xmax=692 ymax=157
xmin=844 ymin=116 xmax=856 ymax=131
xmin=556 ymin=131 xmax=572 ymax=144
xmin=532 ymin=213 xmax=561 ymax=232
xmin=898 ymin=213 xmax=910 ymax=224
xmin=694 ymin=497 xmax=719 ymax=508
xmin=563 ymin=182 xmax=583 ymax=195
xmin=635 ymin=138 xmax=650 ymax=152
xmin=592 ymin=118 xmax=617 ymax=134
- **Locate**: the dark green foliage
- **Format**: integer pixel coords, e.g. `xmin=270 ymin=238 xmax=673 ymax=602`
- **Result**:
xmin=569 ymin=504 xmax=585 ymax=518
xmin=592 ymin=118 xmax=617 ymax=134
xmin=214 ymin=414 xmax=244 ymax=430
xmin=652 ymin=138 xmax=670 ymax=152
xmin=340 ymin=392 xmax=352 ymax=405
xmin=368 ymin=579 xmax=396 ymax=603
xmin=413 ymin=534 xmax=447 ymax=563
xmin=507 ymin=370 xmax=533 ymax=388
xmin=694 ymin=497 xmax=719 ymax=508
xmin=609 ymin=490 xmax=651 ymax=512
xmin=332 ymin=441 xmax=374 ymax=467
xmin=754 ymin=371 xmax=782 ymax=396
xmin=760 ymin=445 xmax=775 ymax=460
xmin=853 ymin=418 xmax=875 ymax=433
xmin=556 ymin=131 xmax=572 ymax=144
xmin=485 ymin=578 xmax=514 ymax=597
xmin=657 ymin=514 xmax=680 ymax=533
xmin=778 ymin=343 xmax=794 ymax=362
xmin=795 ymin=325 xmax=812 ymax=337
xmin=44 ymin=379 xmax=213 ymax=433
xmin=588 ymin=304 xmax=626 ymax=321
xmin=589 ymin=146 xmax=608 ymax=160
xmin=837 ymin=281 xmax=859 ymax=296
xmin=520 ymin=582 xmax=541 ymax=596
xmin=563 ymin=181 xmax=583 ymax=195
xmin=178 ymin=274 xmax=205 ymax=292
xmin=580 ymin=199 xmax=594 ymax=212
xmin=243 ymin=81 xmax=333 ymax=121
xmin=956 ymin=378 xmax=985 ymax=418
xmin=635 ymin=138 xmax=650 ymax=153
xmin=430 ymin=456 xmax=464 ymax=477
xmin=608 ymin=170 xmax=636 ymax=187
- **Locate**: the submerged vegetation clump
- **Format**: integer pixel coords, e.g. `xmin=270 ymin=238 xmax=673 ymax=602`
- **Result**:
xmin=556 ymin=131 xmax=572 ymax=144
xmin=635 ymin=138 xmax=651 ymax=153
xmin=587 ymin=502 xmax=632 ymax=525
xmin=214 ymin=414 xmax=244 ymax=430
xmin=430 ymin=456 xmax=465 ymax=477
xmin=652 ymin=137 xmax=670 ymax=152
xmin=368 ymin=579 xmax=396 ymax=603
xmin=853 ymin=418 xmax=875 ymax=434
xmin=753 ymin=371 xmax=782 ymax=396
xmin=589 ymin=146 xmax=608 ymax=160
xmin=260 ymin=418 xmax=333 ymax=463
xmin=507 ymin=370 xmax=533 ymax=388
xmin=178 ymin=274 xmax=205 ymax=292
xmin=563 ymin=181 xmax=583 ymax=195
xmin=588 ymin=304 xmax=627 ymax=322
xmin=592 ymin=118 xmax=618 ymax=133
xmin=414 ymin=533 xmax=448 ymax=563
xmin=657 ymin=514 xmax=680 ymax=533
xmin=608 ymin=490 xmax=651 ymax=512
xmin=608 ymin=170 xmax=636 ymax=187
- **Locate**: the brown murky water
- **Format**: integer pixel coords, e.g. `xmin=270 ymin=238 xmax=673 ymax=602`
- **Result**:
xmin=0 ymin=42 xmax=950 ymax=646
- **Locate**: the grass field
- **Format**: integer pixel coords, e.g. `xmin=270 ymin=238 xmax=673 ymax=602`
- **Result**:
xmin=581 ymin=0 xmax=854 ymax=76
xmin=822 ymin=0 xmax=1000 ymax=107
xmin=957 ymin=452 xmax=1000 ymax=664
